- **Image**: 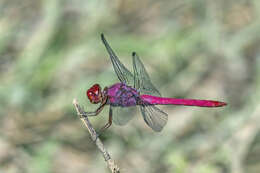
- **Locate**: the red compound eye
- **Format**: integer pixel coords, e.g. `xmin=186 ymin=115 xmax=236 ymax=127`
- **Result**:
xmin=86 ymin=84 xmax=101 ymax=104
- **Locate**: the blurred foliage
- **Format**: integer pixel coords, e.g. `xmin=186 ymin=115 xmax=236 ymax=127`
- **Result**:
xmin=0 ymin=0 xmax=260 ymax=173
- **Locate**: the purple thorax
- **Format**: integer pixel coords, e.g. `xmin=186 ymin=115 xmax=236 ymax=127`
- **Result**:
xmin=107 ymin=83 xmax=140 ymax=107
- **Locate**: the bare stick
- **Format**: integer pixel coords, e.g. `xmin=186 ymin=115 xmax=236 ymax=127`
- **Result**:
xmin=73 ymin=99 xmax=120 ymax=173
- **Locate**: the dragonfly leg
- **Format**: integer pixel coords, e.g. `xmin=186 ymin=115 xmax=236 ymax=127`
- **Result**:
xmin=81 ymin=105 xmax=104 ymax=117
xmin=98 ymin=107 xmax=113 ymax=134
xmin=80 ymin=97 xmax=107 ymax=118
xmin=94 ymin=109 xmax=113 ymax=141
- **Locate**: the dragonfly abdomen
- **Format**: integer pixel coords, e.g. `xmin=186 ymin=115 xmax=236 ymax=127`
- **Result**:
xmin=140 ymin=95 xmax=227 ymax=107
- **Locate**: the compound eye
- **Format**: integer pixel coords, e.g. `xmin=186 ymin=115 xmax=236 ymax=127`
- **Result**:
xmin=92 ymin=84 xmax=101 ymax=95
xmin=86 ymin=84 xmax=102 ymax=104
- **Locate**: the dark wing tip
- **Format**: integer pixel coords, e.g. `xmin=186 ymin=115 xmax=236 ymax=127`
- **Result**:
xmin=101 ymin=33 xmax=105 ymax=42
xmin=132 ymin=52 xmax=136 ymax=56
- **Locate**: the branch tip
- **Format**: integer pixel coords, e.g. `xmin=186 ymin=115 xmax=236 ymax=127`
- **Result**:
xmin=72 ymin=98 xmax=120 ymax=173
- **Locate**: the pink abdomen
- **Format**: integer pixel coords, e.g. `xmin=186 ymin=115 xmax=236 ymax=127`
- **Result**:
xmin=140 ymin=95 xmax=227 ymax=107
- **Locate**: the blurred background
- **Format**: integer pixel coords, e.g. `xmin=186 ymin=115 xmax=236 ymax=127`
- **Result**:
xmin=0 ymin=0 xmax=260 ymax=173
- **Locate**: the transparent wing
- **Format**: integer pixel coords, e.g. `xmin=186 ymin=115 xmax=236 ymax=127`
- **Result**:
xmin=101 ymin=34 xmax=134 ymax=86
xmin=140 ymin=105 xmax=168 ymax=132
xmin=132 ymin=52 xmax=161 ymax=96
xmin=111 ymin=106 xmax=137 ymax=126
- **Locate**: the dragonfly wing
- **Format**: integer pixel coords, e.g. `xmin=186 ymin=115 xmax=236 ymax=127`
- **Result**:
xmin=111 ymin=106 xmax=137 ymax=126
xmin=132 ymin=52 xmax=161 ymax=96
xmin=140 ymin=105 xmax=168 ymax=132
xmin=101 ymin=34 xmax=134 ymax=86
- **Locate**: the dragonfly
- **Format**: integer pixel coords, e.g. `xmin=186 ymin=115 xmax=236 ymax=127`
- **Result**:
xmin=84 ymin=34 xmax=227 ymax=132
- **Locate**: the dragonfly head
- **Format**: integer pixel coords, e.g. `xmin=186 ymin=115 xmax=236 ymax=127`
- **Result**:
xmin=86 ymin=84 xmax=102 ymax=104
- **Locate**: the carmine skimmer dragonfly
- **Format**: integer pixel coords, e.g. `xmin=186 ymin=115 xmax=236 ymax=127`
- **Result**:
xmin=84 ymin=34 xmax=227 ymax=132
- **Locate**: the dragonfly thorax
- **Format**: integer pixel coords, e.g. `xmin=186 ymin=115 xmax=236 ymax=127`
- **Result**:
xmin=107 ymin=83 xmax=141 ymax=107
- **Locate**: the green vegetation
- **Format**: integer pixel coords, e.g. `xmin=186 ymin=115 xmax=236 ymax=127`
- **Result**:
xmin=0 ymin=0 xmax=260 ymax=172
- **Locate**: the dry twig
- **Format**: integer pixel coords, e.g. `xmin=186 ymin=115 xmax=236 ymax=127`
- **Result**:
xmin=73 ymin=99 xmax=120 ymax=173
